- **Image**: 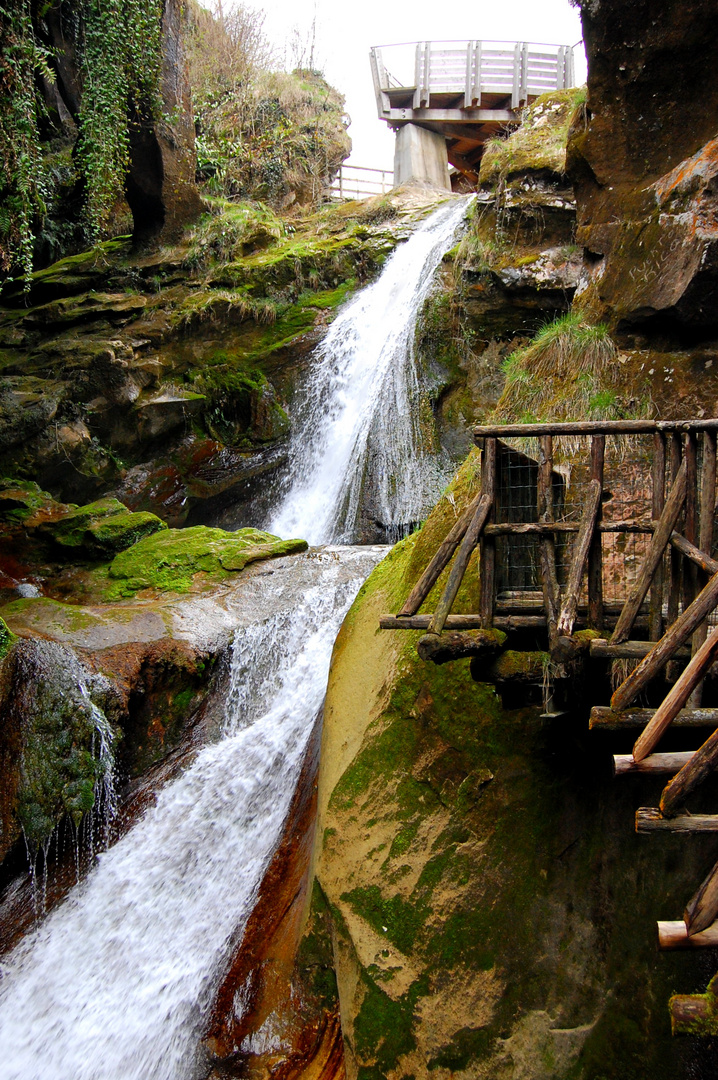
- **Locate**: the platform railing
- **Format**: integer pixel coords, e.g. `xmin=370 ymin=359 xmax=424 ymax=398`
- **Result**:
xmin=328 ymin=164 xmax=394 ymax=201
xmin=370 ymin=39 xmax=575 ymax=116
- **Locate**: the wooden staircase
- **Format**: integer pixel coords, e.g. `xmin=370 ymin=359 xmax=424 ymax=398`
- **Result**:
xmin=380 ymin=419 xmax=718 ymax=1035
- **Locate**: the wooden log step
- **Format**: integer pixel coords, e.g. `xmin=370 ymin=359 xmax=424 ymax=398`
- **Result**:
xmin=670 ymin=989 xmax=718 ymax=1035
xmin=416 ymin=629 xmax=506 ymax=665
xmin=658 ymin=920 xmax=718 ymax=949
xmin=591 ymin=706 xmax=718 ymax=729
xmin=613 ymin=752 xmax=693 ymax=775
xmin=636 ymin=807 xmax=718 ymax=833
xmin=381 ymin=614 xmax=484 ymax=630
xmin=589 ymin=639 xmax=691 ymax=661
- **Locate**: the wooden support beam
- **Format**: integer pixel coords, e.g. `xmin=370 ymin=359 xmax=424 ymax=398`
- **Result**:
xmin=668 ymin=434 xmax=683 ymax=629
xmin=427 ymin=493 xmax=493 ymax=636
xmin=416 ymin=628 xmax=505 ymax=665
xmin=591 ymin=705 xmax=712 ymax=729
xmin=685 ymin=856 xmax=718 ymax=936
xmin=670 ymin=532 xmax=718 ymax=576
xmin=636 ymin=807 xmax=718 ymax=833
xmin=650 ymin=432 xmax=666 ymax=640
xmin=538 ymin=434 xmax=560 ymax=651
xmin=690 ymin=430 xmax=717 ymax=707
xmin=632 ymin=626 xmax=718 ymax=761
xmin=610 ymin=570 xmax=718 ymax=713
xmin=658 ymin=920 xmax=718 ymax=949
xmin=479 ymin=438 xmax=497 ymax=629
xmin=614 ymin=753 xmax=693 ymax=776
xmin=398 ymin=491 xmax=483 ymax=616
xmin=671 ymin=984 xmax=718 ymax=1035
xmin=484 ymin=520 xmax=654 ymax=535
xmin=611 ymin=459 xmax=687 ymax=644
xmin=558 ymin=478 xmax=602 ymax=635
xmin=684 ymin=432 xmax=699 ymax=609
xmin=473 ymin=419 xmax=718 ymax=439
xmin=660 ymin=723 xmax=718 ymax=817
xmin=588 ymin=435 xmax=605 ymax=630
xmin=589 ymin=639 xmax=691 ymax=661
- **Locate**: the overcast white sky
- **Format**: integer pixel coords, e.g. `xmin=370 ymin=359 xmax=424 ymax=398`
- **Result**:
xmin=259 ymin=0 xmax=587 ymax=171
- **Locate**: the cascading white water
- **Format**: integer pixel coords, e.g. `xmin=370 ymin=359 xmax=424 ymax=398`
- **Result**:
xmin=0 ymin=547 xmax=384 ymax=1080
xmin=269 ymin=197 xmax=471 ymax=544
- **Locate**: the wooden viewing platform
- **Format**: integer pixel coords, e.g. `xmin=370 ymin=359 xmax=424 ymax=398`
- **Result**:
xmin=380 ymin=418 xmax=718 ymax=1035
xmin=370 ymin=39 xmax=576 ymax=180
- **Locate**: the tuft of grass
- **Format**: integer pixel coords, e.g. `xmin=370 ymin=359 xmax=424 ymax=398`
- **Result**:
xmin=184 ymin=198 xmax=285 ymax=270
xmin=494 ymin=311 xmax=623 ymax=423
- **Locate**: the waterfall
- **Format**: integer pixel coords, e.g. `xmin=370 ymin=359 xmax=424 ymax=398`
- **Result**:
xmin=269 ymin=196 xmax=471 ymax=545
xmin=0 ymin=547 xmax=384 ymax=1080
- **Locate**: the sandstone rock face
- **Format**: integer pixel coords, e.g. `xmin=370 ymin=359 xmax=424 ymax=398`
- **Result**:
xmin=570 ymin=0 xmax=718 ymax=334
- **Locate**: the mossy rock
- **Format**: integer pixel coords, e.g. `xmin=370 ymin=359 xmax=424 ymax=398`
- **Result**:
xmin=0 ymin=615 xmax=16 ymax=658
xmin=39 ymin=497 xmax=167 ymax=556
xmin=107 ymin=524 xmax=308 ymax=597
xmin=0 ymin=478 xmax=60 ymax=523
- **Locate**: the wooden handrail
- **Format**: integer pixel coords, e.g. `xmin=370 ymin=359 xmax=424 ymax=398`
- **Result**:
xmin=473 ymin=419 xmax=718 ymax=438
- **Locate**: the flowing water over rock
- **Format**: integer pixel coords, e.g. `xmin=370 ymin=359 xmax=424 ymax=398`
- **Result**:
xmin=269 ymin=197 xmax=471 ymax=544
xmin=0 ymin=547 xmax=384 ymax=1080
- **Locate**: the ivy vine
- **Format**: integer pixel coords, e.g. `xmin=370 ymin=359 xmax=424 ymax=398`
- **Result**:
xmin=0 ymin=0 xmax=164 ymax=288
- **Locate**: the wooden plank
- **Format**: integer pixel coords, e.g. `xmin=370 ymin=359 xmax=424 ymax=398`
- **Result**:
xmin=472 ymin=40 xmax=482 ymax=102
xmin=649 ymin=432 xmax=666 ymax=640
xmin=589 ymin=640 xmax=691 ymax=661
xmin=670 ymin=532 xmax=718 ymax=576
xmin=590 ymin=705 xmax=708 ymax=729
xmin=558 ymin=479 xmax=602 ymax=635
xmin=464 ymin=41 xmax=473 ymax=108
xmin=427 ymin=494 xmax=493 ymax=636
xmin=660 ymin=724 xmax=718 ymax=817
xmin=632 ymin=627 xmax=718 ymax=761
xmin=657 ymin=920 xmax=718 ymax=949
xmin=610 ymin=460 xmax=687 ymax=644
xmin=636 ymin=807 xmax=718 ymax=833
xmin=484 ymin=521 xmax=653 ymax=535
xmin=538 ymin=434 xmax=560 ymax=650
xmin=479 ymin=438 xmax=497 ymax=629
xmin=473 ymin=420 xmax=718 ymax=438
xmin=685 ymin=856 xmax=718 ymax=935
xmin=611 ymin=570 xmax=718 ymax=713
xmin=398 ymin=491 xmax=484 ymax=616
xmin=511 ymin=41 xmax=520 ymax=109
xmin=588 ymin=435 xmax=605 ymax=630
xmin=614 ymin=753 xmax=692 ymax=776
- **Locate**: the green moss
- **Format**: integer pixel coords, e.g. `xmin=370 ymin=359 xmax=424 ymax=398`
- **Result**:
xmin=0 ymin=477 xmax=59 ymax=522
xmin=354 ymin=973 xmax=429 ymax=1073
xmin=480 ymin=87 xmax=587 ymax=185
xmin=0 ymin=615 xmax=17 ymax=657
xmin=39 ymin=497 xmax=167 ymax=556
xmin=106 ymin=524 xmax=308 ymax=596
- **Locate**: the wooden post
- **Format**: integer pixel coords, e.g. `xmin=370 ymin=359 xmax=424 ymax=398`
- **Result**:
xmin=668 ymin=433 xmax=683 ymax=627
xmin=660 ymin=722 xmax=718 ymax=817
xmin=479 ymin=438 xmax=497 ymax=629
xmin=689 ymin=430 xmax=717 ymax=706
xmin=398 ymin=490 xmax=484 ymax=616
xmin=685 ymin=856 xmax=718 ymax=936
xmin=538 ymin=435 xmax=560 ymax=650
xmin=611 ymin=569 xmax=718 ymax=713
xmin=649 ymin=432 xmax=666 ymax=640
xmin=683 ymin=431 xmax=699 ymax=611
xmin=610 ymin=459 xmax=687 ymax=644
xmin=588 ymin=435 xmax=605 ymax=630
xmin=632 ymin=627 xmax=718 ymax=761
xmin=558 ymin=479 xmax=602 ymax=635
xmin=427 ymin=494 xmax=493 ymax=636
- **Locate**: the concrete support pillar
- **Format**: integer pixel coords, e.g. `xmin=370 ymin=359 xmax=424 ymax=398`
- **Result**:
xmin=393 ymin=124 xmax=451 ymax=191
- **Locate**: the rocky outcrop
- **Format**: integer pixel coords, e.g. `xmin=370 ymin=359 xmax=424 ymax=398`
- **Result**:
xmin=569 ymin=0 xmax=718 ymax=337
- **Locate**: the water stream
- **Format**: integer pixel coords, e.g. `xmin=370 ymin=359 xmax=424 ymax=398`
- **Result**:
xmin=0 ymin=548 xmax=384 ymax=1080
xmin=0 ymin=198 xmax=469 ymax=1078
xmin=270 ymin=196 xmax=470 ymax=544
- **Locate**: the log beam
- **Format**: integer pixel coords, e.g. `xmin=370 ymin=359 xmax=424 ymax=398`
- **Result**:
xmin=685 ymin=856 xmax=718 ymax=936
xmin=636 ymin=808 xmax=718 ymax=833
xmin=416 ymin=629 xmax=506 ymax=665
xmin=558 ymin=478 xmax=602 ymax=635
xmin=398 ymin=491 xmax=483 ymax=616
xmin=591 ymin=706 xmax=713 ymax=729
xmin=658 ymin=921 xmax=718 ymax=949
xmin=427 ymin=493 xmax=493 ymax=635
xmin=660 ymin=724 xmax=718 ymax=817
xmin=614 ymin=753 xmax=693 ymax=776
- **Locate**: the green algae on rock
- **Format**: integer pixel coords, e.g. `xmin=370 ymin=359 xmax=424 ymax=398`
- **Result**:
xmin=38 ymin=496 xmax=167 ymax=556
xmin=0 ymin=616 xmax=16 ymax=658
xmin=107 ymin=524 xmax=308 ymax=597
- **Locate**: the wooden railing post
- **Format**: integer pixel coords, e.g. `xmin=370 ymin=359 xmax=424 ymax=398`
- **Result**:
xmin=538 ymin=434 xmax=560 ymax=650
xmin=668 ymin=433 xmax=683 ymax=627
xmin=684 ymin=431 xmax=699 ymax=610
xmin=649 ymin=432 xmax=666 ymax=640
xmin=479 ymin=437 xmax=497 ymax=628
xmin=588 ymin=434 xmax=605 ymax=630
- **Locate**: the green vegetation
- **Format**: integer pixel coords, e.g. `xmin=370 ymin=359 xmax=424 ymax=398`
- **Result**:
xmin=187 ymin=2 xmax=350 ymax=209
xmin=480 ymin=87 xmax=587 ymax=185
xmin=494 ymin=311 xmax=629 ymax=422
xmin=0 ymin=0 xmax=164 ymax=284
xmin=0 ymin=614 xmax=16 ymax=658
xmin=107 ymin=524 xmax=308 ymax=596
xmin=40 ymin=497 xmax=167 ymax=556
